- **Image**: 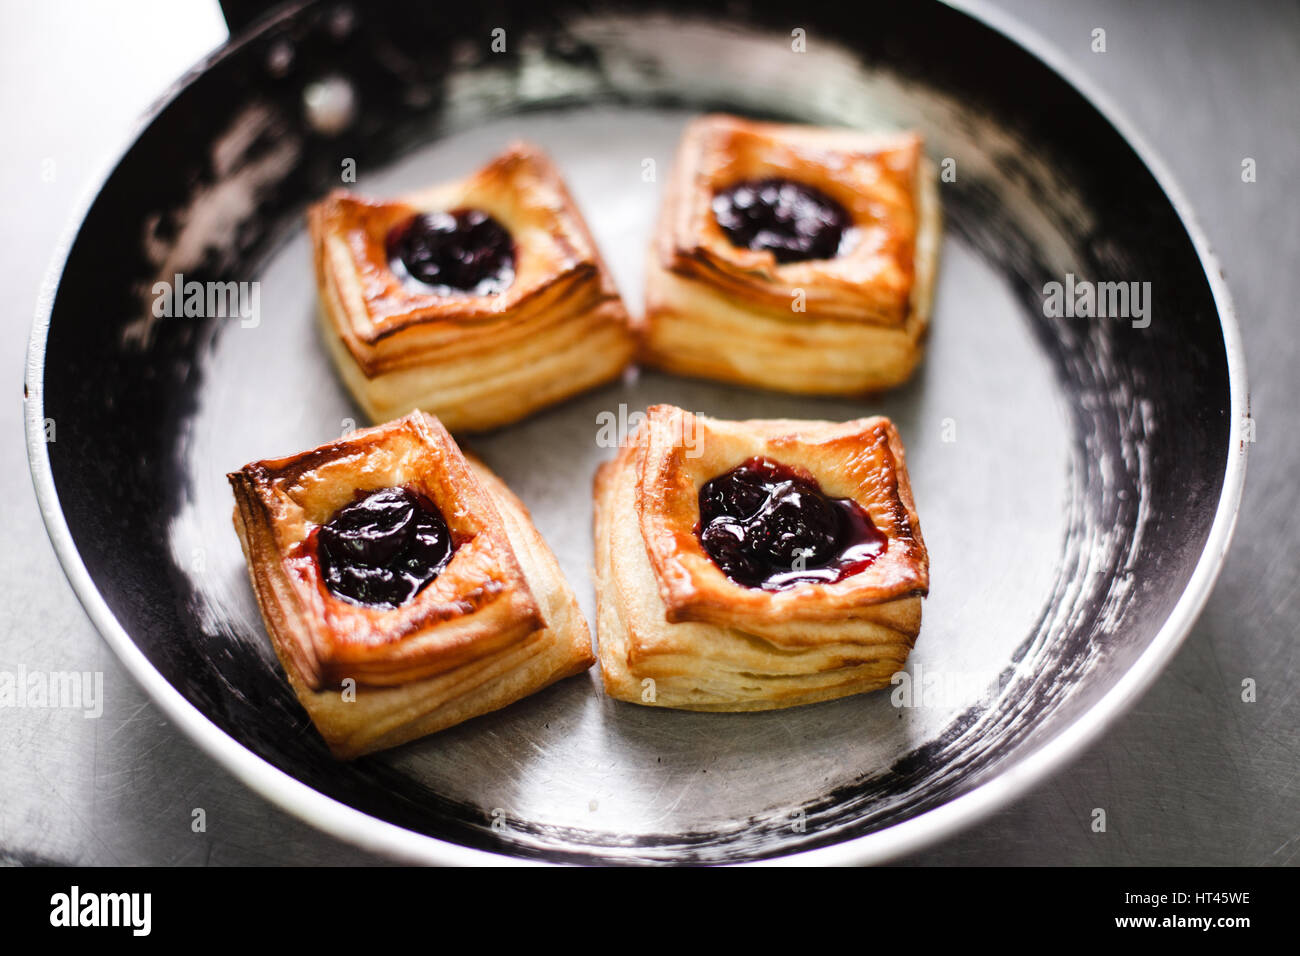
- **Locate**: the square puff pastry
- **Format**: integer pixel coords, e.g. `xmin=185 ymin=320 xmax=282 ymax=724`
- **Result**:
xmin=593 ymin=404 xmax=929 ymax=711
xmin=642 ymin=114 xmax=941 ymax=395
xmin=228 ymin=411 xmax=594 ymax=758
xmin=309 ymin=142 xmax=636 ymax=433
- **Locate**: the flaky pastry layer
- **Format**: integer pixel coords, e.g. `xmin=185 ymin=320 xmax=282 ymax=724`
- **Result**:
xmin=229 ymin=411 xmax=593 ymax=758
xmin=641 ymin=114 xmax=942 ymax=395
xmin=592 ymin=405 xmax=927 ymax=711
xmin=309 ymin=143 xmax=636 ymax=432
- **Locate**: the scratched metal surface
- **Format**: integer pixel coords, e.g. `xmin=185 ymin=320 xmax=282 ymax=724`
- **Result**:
xmin=3 ymin=0 xmax=1295 ymax=865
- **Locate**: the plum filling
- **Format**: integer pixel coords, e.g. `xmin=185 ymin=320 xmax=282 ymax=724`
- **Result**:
xmin=696 ymin=457 xmax=886 ymax=591
xmin=386 ymin=208 xmax=515 ymax=296
xmin=315 ymin=487 xmax=454 ymax=608
xmin=711 ymin=178 xmax=852 ymax=263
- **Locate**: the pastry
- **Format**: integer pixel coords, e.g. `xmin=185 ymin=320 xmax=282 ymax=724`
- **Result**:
xmin=641 ymin=114 xmax=941 ymax=394
xmin=308 ymin=142 xmax=636 ymax=433
xmin=228 ymin=411 xmax=594 ymax=758
xmin=593 ymin=404 xmax=928 ymax=711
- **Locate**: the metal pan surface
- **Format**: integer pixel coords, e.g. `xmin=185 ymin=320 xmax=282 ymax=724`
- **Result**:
xmin=25 ymin=0 xmax=1246 ymax=864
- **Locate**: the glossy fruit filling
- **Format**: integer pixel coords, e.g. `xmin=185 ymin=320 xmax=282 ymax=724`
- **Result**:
xmin=386 ymin=209 xmax=515 ymax=296
xmin=711 ymin=178 xmax=852 ymax=263
xmin=696 ymin=457 xmax=886 ymax=591
xmin=316 ymin=487 xmax=454 ymax=608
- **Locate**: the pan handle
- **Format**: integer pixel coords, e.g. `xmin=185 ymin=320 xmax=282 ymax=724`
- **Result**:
xmin=218 ymin=0 xmax=285 ymax=37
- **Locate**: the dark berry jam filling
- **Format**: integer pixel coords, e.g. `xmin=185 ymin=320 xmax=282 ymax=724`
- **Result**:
xmin=711 ymin=178 xmax=853 ymax=263
xmin=316 ymin=487 xmax=454 ymax=609
xmin=386 ymin=209 xmax=515 ymax=296
xmin=696 ymin=457 xmax=886 ymax=591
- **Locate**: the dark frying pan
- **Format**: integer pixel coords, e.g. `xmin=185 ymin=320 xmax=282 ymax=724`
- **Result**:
xmin=24 ymin=0 xmax=1247 ymax=864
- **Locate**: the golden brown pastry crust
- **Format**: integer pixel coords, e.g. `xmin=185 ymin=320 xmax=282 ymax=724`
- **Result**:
xmin=228 ymin=411 xmax=593 ymax=758
xmin=593 ymin=404 xmax=928 ymax=712
xmin=641 ymin=114 xmax=941 ymax=395
xmin=309 ymin=143 xmax=636 ymax=432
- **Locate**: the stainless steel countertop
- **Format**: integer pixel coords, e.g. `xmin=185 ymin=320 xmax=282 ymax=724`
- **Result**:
xmin=3 ymin=0 xmax=1296 ymax=866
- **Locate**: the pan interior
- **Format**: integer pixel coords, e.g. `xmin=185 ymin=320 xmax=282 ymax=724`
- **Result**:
xmin=38 ymin=8 xmax=1230 ymax=863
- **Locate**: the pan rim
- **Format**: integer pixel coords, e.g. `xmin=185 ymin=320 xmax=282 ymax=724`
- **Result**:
xmin=23 ymin=0 xmax=1249 ymax=866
